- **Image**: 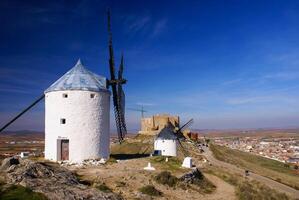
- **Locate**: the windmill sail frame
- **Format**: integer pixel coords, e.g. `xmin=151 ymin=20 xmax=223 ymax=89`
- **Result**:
xmin=107 ymin=10 xmax=127 ymax=142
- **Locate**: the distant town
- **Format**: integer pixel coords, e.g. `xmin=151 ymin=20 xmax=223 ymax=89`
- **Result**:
xmin=214 ymin=135 xmax=299 ymax=164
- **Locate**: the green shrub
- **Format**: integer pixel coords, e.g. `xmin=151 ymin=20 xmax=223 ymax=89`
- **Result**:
xmin=139 ymin=185 xmax=162 ymax=196
xmin=154 ymin=171 xmax=178 ymax=187
xmin=0 ymin=185 xmax=47 ymax=200
xmin=94 ymin=183 xmax=112 ymax=193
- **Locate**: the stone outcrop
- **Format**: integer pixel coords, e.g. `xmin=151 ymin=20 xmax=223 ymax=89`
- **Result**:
xmin=0 ymin=157 xmax=20 ymax=171
xmin=179 ymin=168 xmax=204 ymax=185
xmin=1 ymin=157 xmax=122 ymax=200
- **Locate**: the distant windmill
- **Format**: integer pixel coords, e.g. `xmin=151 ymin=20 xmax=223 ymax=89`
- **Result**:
xmin=127 ymin=106 xmax=147 ymax=118
xmin=154 ymin=118 xmax=194 ymax=157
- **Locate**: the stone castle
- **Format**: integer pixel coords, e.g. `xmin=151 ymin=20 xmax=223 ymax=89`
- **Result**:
xmin=138 ymin=114 xmax=180 ymax=135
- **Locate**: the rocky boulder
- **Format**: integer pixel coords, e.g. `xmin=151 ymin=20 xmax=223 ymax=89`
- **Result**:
xmin=0 ymin=157 xmax=20 ymax=171
xmin=179 ymin=168 xmax=204 ymax=185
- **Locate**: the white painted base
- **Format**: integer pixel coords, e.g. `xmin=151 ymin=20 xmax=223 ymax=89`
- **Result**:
xmin=182 ymin=157 xmax=193 ymax=168
xmin=144 ymin=162 xmax=156 ymax=171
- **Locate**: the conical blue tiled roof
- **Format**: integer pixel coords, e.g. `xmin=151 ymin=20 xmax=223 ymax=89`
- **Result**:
xmin=45 ymin=59 xmax=109 ymax=93
xmin=156 ymin=126 xmax=177 ymax=140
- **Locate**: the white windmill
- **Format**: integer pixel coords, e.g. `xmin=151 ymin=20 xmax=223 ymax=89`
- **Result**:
xmin=0 ymin=11 xmax=128 ymax=163
xmin=154 ymin=119 xmax=193 ymax=157
xmin=44 ymin=59 xmax=111 ymax=163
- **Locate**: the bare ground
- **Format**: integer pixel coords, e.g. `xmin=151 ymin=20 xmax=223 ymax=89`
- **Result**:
xmin=74 ymin=157 xmax=236 ymax=200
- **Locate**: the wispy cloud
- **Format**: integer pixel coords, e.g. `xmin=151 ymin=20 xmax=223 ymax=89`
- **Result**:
xmin=226 ymin=95 xmax=297 ymax=105
xmin=226 ymin=96 xmax=271 ymax=105
xmin=0 ymin=66 xmax=55 ymax=95
xmin=0 ymin=84 xmax=35 ymax=94
xmin=126 ymin=15 xmax=151 ymax=33
xmin=222 ymin=78 xmax=242 ymax=86
xmin=151 ymin=18 xmax=167 ymax=37
xmin=263 ymin=71 xmax=299 ymax=81
xmin=124 ymin=14 xmax=167 ymax=38
xmin=136 ymin=102 xmax=155 ymax=106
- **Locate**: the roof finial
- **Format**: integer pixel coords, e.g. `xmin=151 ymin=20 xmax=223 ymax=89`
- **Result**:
xmin=76 ymin=58 xmax=82 ymax=66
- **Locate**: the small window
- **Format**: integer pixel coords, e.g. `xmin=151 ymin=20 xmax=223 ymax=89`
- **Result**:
xmin=60 ymin=118 xmax=66 ymax=124
xmin=62 ymin=93 xmax=68 ymax=98
xmin=90 ymin=93 xmax=95 ymax=98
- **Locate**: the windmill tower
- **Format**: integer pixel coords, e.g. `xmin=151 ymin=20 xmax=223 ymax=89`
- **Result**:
xmin=44 ymin=59 xmax=111 ymax=163
xmin=0 ymin=10 xmax=128 ymax=163
xmin=154 ymin=119 xmax=193 ymax=157
xmin=154 ymin=126 xmax=178 ymax=157
xmin=43 ymin=9 xmax=127 ymax=162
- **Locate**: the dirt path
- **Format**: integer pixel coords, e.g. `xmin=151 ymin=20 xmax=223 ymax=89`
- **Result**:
xmin=203 ymin=146 xmax=299 ymax=199
xmin=74 ymin=157 xmax=237 ymax=200
xmin=204 ymin=174 xmax=236 ymax=200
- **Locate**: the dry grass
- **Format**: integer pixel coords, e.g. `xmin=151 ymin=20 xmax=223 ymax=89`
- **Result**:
xmin=111 ymin=141 xmax=152 ymax=155
xmin=149 ymin=156 xmax=184 ymax=172
xmin=204 ymin=166 xmax=290 ymax=200
xmin=139 ymin=185 xmax=162 ymax=197
xmin=210 ymin=144 xmax=299 ymax=190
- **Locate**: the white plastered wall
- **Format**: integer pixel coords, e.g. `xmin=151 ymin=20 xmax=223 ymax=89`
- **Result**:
xmin=154 ymin=139 xmax=177 ymax=157
xmin=45 ymin=90 xmax=110 ymax=163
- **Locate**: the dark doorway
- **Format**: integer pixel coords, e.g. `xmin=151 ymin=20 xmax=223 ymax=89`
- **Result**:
xmin=61 ymin=139 xmax=69 ymax=160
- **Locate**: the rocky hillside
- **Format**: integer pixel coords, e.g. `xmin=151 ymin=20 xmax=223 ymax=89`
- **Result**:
xmin=0 ymin=157 xmax=122 ymax=200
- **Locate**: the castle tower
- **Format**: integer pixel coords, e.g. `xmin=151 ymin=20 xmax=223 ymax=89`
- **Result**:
xmin=44 ymin=59 xmax=110 ymax=163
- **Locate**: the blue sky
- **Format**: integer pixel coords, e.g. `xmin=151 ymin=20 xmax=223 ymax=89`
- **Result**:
xmin=0 ymin=0 xmax=299 ymax=131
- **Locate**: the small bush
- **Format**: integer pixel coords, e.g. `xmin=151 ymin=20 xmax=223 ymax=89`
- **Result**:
xmin=94 ymin=183 xmax=112 ymax=193
xmin=115 ymin=181 xmax=126 ymax=187
xmin=191 ymin=169 xmax=205 ymax=184
xmin=0 ymin=185 xmax=47 ymax=200
xmin=106 ymin=157 xmax=117 ymax=164
xmin=0 ymin=178 xmax=5 ymax=187
xmin=179 ymin=169 xmax=216 ymax=194
xmin=154 ymin=171 xmax=178 ymax=187
xmin=139 ymin=185 xmax=162 ymax=196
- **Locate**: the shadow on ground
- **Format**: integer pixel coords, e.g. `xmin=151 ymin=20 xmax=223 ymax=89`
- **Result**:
xmin=111 ymin=154 xmax=150 ymax=160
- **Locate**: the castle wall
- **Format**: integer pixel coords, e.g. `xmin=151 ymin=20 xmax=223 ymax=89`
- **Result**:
xmin=139 ymin=114 xmax=180 ymax=135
